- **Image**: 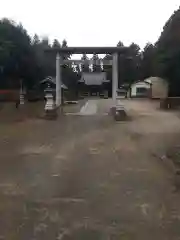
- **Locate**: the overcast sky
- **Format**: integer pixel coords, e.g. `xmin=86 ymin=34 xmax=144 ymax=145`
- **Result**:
xmin=0 ymin=0 xmax=180 ymax=49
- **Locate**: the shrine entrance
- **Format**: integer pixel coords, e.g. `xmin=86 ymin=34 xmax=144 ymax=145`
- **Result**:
xmin=47 ymin=47 xmax=128 ymax=107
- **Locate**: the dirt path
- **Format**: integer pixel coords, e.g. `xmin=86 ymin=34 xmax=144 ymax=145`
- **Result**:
xmin=1 ymin=99 xmax=180 ymax=239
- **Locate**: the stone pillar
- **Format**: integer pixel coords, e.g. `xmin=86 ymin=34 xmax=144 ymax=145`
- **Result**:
xmin=56 ymin=53 xmax=61 ymax=106
xmin=112 ymin=53 xmax=118 ymax=103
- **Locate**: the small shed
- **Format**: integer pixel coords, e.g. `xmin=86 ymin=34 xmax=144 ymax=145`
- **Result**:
xmin=144 ymin=77 xmax=168 ymax=99
xmin=128 ymin=80 xmax=151 ymax=98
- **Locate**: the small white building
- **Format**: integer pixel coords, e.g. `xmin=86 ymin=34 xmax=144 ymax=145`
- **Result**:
xmin=128 ymin=80 xmax=151 ymax=98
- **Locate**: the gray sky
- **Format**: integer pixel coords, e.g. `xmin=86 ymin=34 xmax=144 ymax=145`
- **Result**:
xmin=0 ymin=0 xmax=179 ymax=48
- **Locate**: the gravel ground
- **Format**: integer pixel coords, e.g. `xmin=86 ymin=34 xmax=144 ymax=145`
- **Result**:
xmin=1 ymin=99 xmax=180 ymax=239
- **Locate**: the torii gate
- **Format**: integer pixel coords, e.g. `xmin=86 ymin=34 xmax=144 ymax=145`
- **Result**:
xmin=48 ymin=47 xmax=129 ymax=106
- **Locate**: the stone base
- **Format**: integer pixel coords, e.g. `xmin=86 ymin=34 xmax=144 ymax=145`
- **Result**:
xmin=114 ymin=109 xmax=127 ymax=121
xmin=110 ymin=106 xmax=127 ymax=121
xmin=44 ymin=108 xmax=58 ymax=120
xmin=18 ymin=103 xmax=26 ymax=110
xmin=110 ymin=106 xmax=116 ymax=116
xmin=160 ymin=99 xmax=168 ymax=109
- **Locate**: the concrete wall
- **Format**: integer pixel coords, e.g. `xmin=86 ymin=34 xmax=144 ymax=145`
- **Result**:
xmin=150 ymin=77 xmax=168 ymax=99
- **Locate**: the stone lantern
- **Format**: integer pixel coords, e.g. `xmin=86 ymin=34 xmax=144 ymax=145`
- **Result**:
xmin=44 ymin=84 xmax=57 ymax=119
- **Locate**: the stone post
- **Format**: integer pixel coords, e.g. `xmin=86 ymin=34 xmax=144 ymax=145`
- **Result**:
xmin=19 ymin=79 xmax=25 ymax=105
xmin=112 ymin=53 xmax=118 ymax=103
xmin=56 ymin=53 xmax=61 ymax=106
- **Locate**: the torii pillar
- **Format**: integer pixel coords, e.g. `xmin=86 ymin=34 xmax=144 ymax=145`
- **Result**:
xmin=112 ymin=52 xmax=127 ymax=120
xmin=112 ymin=52 xmax=118 ymax=104
xmin=56 ymin=53 xmax=62 ymax=107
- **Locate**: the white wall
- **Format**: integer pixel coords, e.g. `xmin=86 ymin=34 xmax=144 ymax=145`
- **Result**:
xmin=131 ymin=82 xmax=150 ymax=97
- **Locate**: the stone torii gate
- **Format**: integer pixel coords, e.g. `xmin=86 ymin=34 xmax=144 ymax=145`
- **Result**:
xmin=50 ymin=47 xmax=129 ymax=107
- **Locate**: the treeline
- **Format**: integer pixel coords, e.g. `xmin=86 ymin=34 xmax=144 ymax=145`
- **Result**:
xmin=1 ymin=6 xmax=180 ymax=95
xmin=0 ymin=19 xmax=78 ymax=90
xmin=0 ymin=18 xmax=156 ymax=90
